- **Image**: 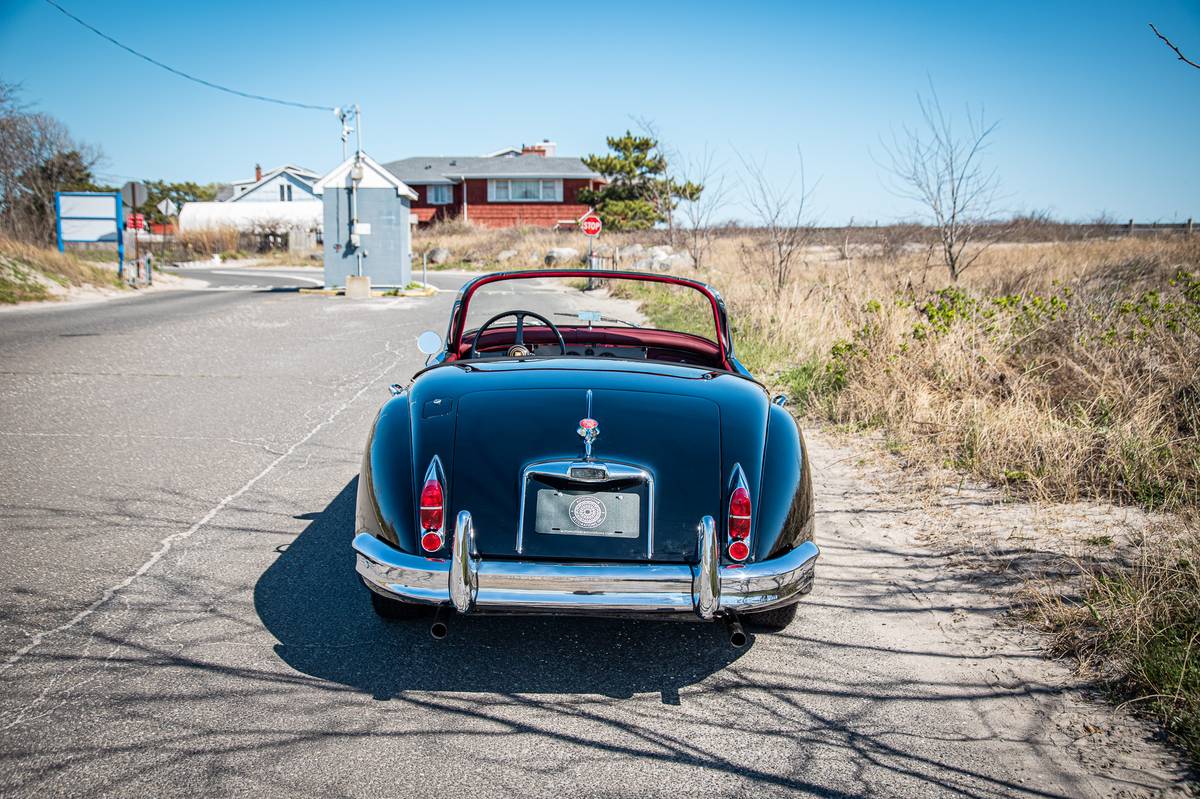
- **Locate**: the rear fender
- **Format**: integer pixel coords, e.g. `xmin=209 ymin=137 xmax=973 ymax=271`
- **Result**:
xmin=356 ymin=395 xmax=416 ymax=551
xmin=755 ymin=404 xmax=815 ymax=560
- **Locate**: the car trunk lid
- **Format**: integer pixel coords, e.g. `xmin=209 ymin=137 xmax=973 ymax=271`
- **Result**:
xmin=451 ymin=387 xmax=721 ymax=562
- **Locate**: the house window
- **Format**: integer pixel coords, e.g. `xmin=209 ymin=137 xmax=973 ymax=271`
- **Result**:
xmin=279 ymin=185 xmax=286 ymax=201
xmin=427 ymin=184 xmax=452 ymax=205
xmin=286 ymin=184 xmax=293 ymax=201
xmin=488 ymin=179 xmax=562 ymax=202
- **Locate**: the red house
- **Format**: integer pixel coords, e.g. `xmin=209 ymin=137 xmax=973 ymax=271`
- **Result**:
xmin=383 ymin=142 xmax=603 ymax=229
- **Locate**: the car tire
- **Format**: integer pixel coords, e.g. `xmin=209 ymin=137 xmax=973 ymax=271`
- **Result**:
xmin=744 ymin=602 xmax=799 ymax=631
xmin=367 ymin=584 xmax=428 ymax=620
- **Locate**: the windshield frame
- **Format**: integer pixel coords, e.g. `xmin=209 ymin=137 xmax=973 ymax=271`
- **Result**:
xmin=445 ymin=269 xmax=732 ymax=367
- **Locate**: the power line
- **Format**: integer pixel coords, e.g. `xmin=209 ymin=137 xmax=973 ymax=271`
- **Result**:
xmin=42 ymin=0 xmax=337 ymax=111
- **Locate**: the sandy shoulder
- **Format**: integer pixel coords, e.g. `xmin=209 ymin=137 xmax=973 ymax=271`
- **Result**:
xmin=806 ymin=426 xmax=1189 ymax=793
xmin=0 ymin=270 xmax=206 ymax=313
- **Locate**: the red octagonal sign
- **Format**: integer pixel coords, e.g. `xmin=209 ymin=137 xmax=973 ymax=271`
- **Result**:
xmin=580 ymin=214 xmax=602 ymax=237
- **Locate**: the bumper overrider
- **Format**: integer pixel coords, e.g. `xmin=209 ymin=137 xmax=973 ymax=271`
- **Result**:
xmin=353 ymin=511 xmax=819 ymax=619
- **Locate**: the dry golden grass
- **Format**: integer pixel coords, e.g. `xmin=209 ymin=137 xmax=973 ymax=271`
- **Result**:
xmin=175 ymin=226 xmax=240 ymax=258
xmin=1030 ymin=518 xmax=1200 ymax=761
xmin=0 ymin=235 xmax=124 ymax=303
xmin=689 ymin=236 xmax=1200 ymax=510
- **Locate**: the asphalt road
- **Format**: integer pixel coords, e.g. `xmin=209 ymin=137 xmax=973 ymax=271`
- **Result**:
xmin=163 ymin=265 xmax=327 ymax=290
xmin=0 ymin=274 xmax=1183 ymax=797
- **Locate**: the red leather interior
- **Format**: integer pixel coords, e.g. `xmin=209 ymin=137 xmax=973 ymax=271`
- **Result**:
xmin=453 ymin=325 xmax=723 ymax=366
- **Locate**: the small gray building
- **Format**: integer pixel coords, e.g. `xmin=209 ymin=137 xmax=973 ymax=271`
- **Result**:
xmin=313 ymin=153 xmax=418 ymax=289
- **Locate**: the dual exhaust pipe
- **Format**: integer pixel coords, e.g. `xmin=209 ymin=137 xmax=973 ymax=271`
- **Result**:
xmin=428 ymin=607 xmax=748 ymax=648
xmin=725 ymin=615 xmax=748 ymax=647
xmin=430 ymin=605 xmax=448 ymax=640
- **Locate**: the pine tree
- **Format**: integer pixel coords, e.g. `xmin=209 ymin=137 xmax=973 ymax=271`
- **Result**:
xmin=579 ymin=131 xmax=702 ymax=231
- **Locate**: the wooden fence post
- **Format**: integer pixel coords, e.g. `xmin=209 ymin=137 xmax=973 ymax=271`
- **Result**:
xmin=1127 ymin=219 xmax=1135 ymax=235
xmin=1188 ymin=218 xmax=1194 ymax=237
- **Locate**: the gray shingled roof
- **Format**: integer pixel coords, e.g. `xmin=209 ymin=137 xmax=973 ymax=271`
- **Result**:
xmin=383 ymin=154 xmax=600 ymax=184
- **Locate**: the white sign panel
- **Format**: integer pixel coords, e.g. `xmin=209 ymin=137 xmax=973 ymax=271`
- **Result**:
xmin=61 ymin=218 xmax=119 ymax=242
xmin=60 ymin=194 xmax=118 ymax=219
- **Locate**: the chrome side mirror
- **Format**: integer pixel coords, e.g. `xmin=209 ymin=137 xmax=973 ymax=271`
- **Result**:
xmin=416 ymin=330 xmax=443 ymax=355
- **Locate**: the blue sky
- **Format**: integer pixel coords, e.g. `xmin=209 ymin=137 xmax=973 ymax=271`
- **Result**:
xmin=1 ymin=0 xmax=1197 ymax=223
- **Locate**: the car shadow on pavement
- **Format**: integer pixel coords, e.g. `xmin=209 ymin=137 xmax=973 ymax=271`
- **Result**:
xmin=254 ymin=478 xmax=746 ymax=702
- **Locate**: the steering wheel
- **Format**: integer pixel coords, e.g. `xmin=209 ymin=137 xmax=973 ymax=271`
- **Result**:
xmin=467 ymin=309 xmax=567 ymax=358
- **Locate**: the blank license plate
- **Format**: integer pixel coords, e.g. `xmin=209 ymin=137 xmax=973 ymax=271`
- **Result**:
xmin=534 ymin=489 xmax=640 ymax=538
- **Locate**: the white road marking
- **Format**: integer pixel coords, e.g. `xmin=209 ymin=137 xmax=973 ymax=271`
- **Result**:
xmin=209 ymin=269 xmax=324 ymax=286
xmin=0 ymin=345 xmax=404 ymax=676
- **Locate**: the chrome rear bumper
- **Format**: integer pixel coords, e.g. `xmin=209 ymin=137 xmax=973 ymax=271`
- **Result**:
xmin=353 ymin=511 xmax=818 ymax=619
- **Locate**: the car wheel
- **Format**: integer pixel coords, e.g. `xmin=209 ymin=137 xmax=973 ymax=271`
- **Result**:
xmin=744 ymin=602 xmax=799 ymax=631
xmin=367 ymin=584 xmax=428 ymax=620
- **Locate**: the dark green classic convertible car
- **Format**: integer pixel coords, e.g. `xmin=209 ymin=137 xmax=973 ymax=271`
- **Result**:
xmin=352 ymin=269 xmax=818 ymax=645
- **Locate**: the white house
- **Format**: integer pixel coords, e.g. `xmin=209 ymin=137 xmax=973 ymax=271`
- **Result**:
xmin=219 ymin=164 xmax=321 ymax=202
xmin=183 ymin=163 xmax=324 ymax=243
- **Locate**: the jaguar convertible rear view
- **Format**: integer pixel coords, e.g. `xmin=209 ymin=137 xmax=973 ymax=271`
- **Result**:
xmin=352 ymin=269 xmax=819 ymax=643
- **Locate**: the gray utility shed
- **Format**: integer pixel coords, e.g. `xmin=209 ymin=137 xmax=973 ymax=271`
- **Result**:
xmin=313 ymin=153 xmax=418 ymax=288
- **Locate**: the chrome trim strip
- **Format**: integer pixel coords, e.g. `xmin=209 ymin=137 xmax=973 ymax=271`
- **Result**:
xmin=567 ymin=462 xmax=610 ymax=482
xmin=693 ymin=515 xmax=720 ymax=620
xmin=515 ymin=459 xmax=654 ymax=557
xmin=449 ymin=510 xmax=478 ymax=613
xmin=353 ymin=526 xmax=818 ymax=617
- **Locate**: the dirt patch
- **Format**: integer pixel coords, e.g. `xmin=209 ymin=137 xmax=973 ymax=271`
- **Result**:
xmin=807 ymin=426 xmax=1191 ymax=793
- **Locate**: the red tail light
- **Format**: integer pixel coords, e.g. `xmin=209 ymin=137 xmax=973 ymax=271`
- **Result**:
xmin=728 ymin=485 xmax=751 ymax=561
xmin=728 ymin=487 xmax=751 ymax=540
xmin=419 ymin=477 xmax=444 ymax=552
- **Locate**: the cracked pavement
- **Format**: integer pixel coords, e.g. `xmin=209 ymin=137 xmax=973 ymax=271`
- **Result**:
xmin=0 ymin=271 xmax=1187 ymax=797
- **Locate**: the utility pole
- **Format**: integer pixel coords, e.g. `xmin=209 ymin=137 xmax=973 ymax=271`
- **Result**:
xmin=337 ymin=104 xmax=361 ymax=162
xmin=347 ymin=104 xmax=364 ymax=277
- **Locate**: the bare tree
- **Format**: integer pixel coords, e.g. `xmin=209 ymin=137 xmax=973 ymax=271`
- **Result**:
xmin=879 ymin=85 xmax=1000 ymax=281
xmin=630 ymin=116 xmax=704 ymax=248
xmin=738 ymin=148 xmax=816 ymax=294
xmin=0 ymin=80 xmax=101 ymax=244
xmin=1150 ymin=23 xmax=1200 ymax=70
xmin=676 ymin=146 xmax=730 ymax=271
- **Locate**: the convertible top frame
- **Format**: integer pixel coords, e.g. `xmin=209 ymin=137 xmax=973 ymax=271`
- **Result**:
xmin=444 ymin=269 xmax=735 ymax=370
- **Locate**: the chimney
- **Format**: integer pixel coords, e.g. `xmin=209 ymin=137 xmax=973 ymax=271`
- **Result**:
xmin=521 ymin=140 xmax=556 ymax=158
xmin=255 ymin=163 xmax=262 ymax=181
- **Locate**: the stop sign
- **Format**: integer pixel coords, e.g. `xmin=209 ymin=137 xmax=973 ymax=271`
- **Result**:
xmin=581 ymin=214 xmax=602 ymax=237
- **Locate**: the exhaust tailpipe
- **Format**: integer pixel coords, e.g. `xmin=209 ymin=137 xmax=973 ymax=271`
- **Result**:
xmin=430 ymin=605 xmax=448 ymax=640
xmin=725 ymin=615 xmax=747 ymax=648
